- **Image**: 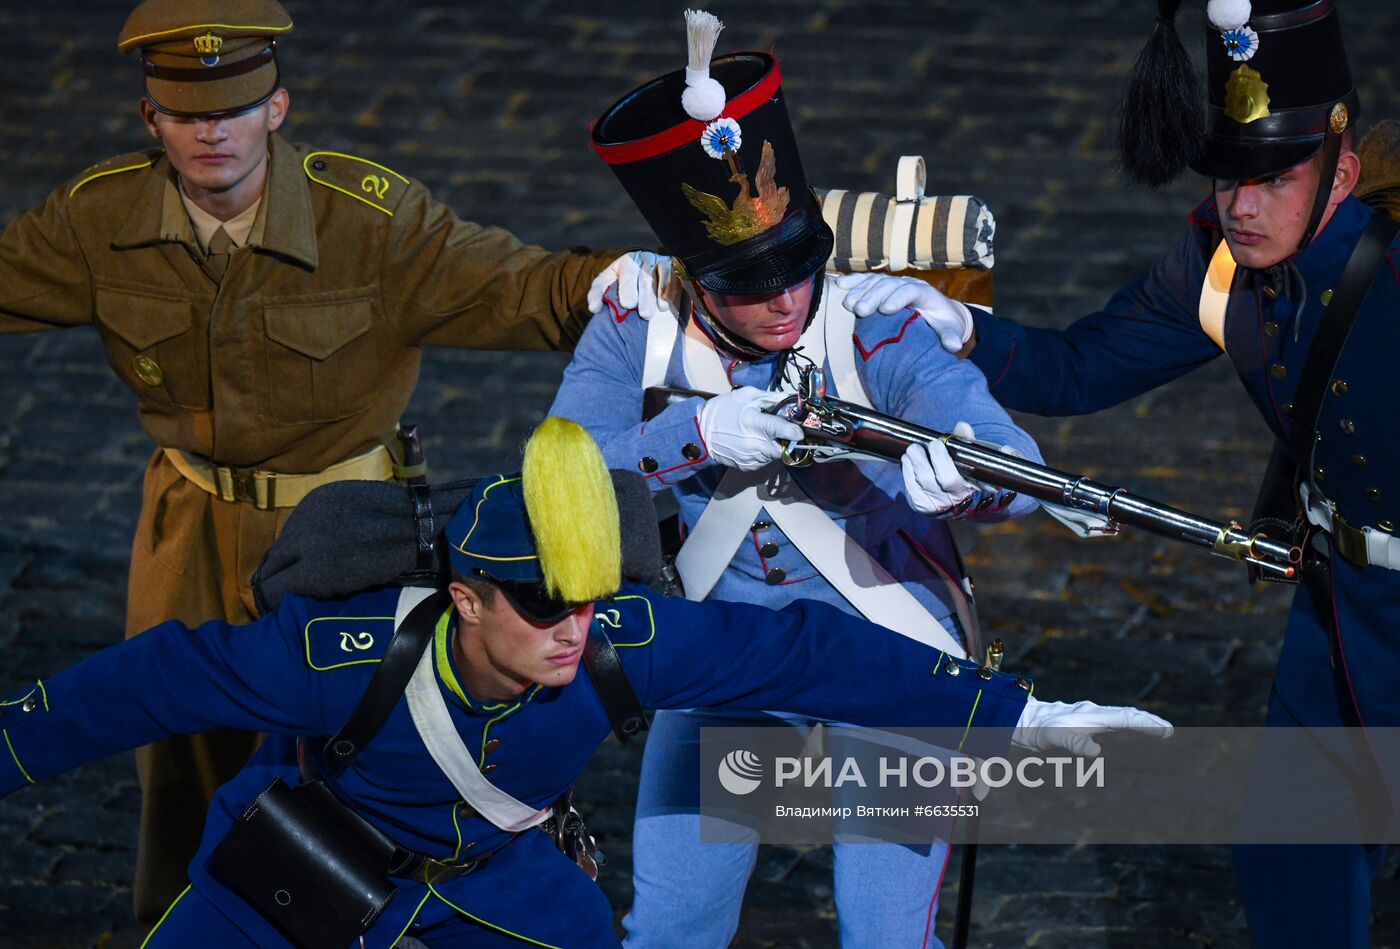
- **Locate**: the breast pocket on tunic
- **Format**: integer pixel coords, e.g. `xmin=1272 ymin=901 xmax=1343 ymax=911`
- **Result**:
xmin=95 ymin=287 xmax=209 ymax=410
xmin=261 ymin=294 xmax=378 ymax=424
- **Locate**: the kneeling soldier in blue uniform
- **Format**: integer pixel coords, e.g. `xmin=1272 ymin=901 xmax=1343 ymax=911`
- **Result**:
xmin=0 ymin=418 xmax=1169 ymax=947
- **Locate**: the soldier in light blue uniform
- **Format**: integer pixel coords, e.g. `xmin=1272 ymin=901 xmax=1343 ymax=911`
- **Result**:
xmin=0 ymin=418 xmax=1169 ymax=947
xmin=841 ymin=2 xmax=1399 ymax=945
xmin=551 ymin=17 xmax=1046 ymax=947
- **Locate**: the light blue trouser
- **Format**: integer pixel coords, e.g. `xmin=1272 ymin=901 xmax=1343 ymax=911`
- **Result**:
xmin=623 ymin=708 xmax=951 ymax=949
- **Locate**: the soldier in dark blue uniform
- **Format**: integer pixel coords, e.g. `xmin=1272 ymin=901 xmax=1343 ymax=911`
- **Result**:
xmin=0 ymin=417 xmax=1169 ymax=947
xmin=841 ymin=1 xmax=1397 ymax=944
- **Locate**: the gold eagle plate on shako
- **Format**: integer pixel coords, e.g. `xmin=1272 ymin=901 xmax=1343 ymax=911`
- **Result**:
xmin=1225 ymin=64 xmax=1271 ymax=125
xmin=682 ymin=141 xmax=790 ymax=246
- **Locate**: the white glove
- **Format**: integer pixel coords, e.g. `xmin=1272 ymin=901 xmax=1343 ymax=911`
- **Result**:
xmin=901 ymin=422 xmax=976 ymax=515
xmin=698 ymin=387 xmax=805 ymax=471
xmin=1012 ymin=697 xmax=1174 ymax=759
xmin=835 ymin=272 xmax=974 ymax=353
xmin=587 ymin=251 xmax=676 ymax=321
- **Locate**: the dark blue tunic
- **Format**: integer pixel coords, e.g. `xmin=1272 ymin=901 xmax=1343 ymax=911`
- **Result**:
xmin=968 ymin=193 xmax=1400 ymax=945
xmin=0 ymin=583 xmax=1027 ymax=947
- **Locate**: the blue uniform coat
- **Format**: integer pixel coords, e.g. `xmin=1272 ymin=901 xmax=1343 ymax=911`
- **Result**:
xmin=969 ymin=194 xmax=1400 ymax=729
xmin=548 ymin=280 xmax=1043 ymax=630
xmin=0 ymin=583 xmax=1028 ymax=947
xmin=967 ymin=193 xmax=1400 ymax=945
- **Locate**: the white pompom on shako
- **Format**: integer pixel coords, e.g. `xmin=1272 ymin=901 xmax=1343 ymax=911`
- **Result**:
xmin=1207 ymin=0 xmax=1252 ymax=31
xmin=681 ymin=9 xmax=727 ymax=122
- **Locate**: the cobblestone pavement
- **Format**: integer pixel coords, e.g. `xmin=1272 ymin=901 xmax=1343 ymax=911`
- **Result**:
xmin=1 ymin=1 xmax=1398 ymax=946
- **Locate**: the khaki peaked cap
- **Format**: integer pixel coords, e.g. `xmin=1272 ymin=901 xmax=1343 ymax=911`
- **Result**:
xmin=119 ymin=0 xmax=293 ymax=116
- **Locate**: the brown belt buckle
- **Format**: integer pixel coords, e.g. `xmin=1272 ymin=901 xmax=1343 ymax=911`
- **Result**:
xmin=417 ymin=852 xmax=491 ymax=885
xmin=227 ymin=468 xmax=276 ymax=510
xmin=215 ymin=466 xmax=250 ymax=504
xmin=232 ymin=469 xmax=256 ymax=505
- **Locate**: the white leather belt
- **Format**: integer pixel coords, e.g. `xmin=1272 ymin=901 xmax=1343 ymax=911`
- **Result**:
xmin=1301 ymin=483 xmax=1400 ymax=571
xmin=656 ymin=279 xmax=969 ymax=659
xmin=397 ymin=588 xmax=554 ymax=833
xmin=675 ymin=465 xmax=968 ymax=657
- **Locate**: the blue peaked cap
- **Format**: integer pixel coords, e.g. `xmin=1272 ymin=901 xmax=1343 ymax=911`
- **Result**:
xmin=444 ymin=475 xmax=543 ymax=585
xmin=444 ymin=474 xmax=587 ymax=624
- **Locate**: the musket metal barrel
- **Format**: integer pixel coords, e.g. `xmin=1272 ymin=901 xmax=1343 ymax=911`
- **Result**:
xmin=789 ymin=395 xmax=1301 ymax=579
xmin=639 ymin=385 xmax=1301 ymax=580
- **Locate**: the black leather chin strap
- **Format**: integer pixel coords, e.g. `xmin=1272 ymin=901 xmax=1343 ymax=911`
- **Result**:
xmin=689 ymin=271 xmax=826 ymax=363
xmin=1297 ymin=128 xmax=1345 ymax=253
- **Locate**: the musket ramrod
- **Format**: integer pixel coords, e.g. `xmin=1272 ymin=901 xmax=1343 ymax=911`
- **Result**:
xmin=643 ymin=369 xmax=1301 ymax=581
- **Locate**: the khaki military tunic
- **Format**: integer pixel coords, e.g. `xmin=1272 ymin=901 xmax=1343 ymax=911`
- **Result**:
xmin=0 ymin=133 xmax=615 ymax=916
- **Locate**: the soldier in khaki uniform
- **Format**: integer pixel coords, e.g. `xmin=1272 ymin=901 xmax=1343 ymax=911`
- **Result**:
xmin=0 ymin=0 xmax=641 ymax=921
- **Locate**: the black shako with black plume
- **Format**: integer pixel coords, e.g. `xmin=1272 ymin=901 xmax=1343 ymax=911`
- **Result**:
xmin=1118 ymin=0 xmax=1206 ymax=188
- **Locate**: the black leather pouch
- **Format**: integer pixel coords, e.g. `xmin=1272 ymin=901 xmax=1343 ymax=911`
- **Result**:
xmin=207 ymin=778 xmax=398 ymax=949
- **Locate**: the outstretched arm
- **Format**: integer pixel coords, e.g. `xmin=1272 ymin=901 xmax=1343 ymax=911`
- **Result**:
xmin=0 ymin=185 xmax=96 ymax=335
xmin=614 ymin=587 xmax=1169 ymax=760
xmin=620 ymin=588 xmax=1028 ymax=758
xmin=0 ymin=596 xmax=340 ymax=796
xmin=388 ymin=181 xmax=623 ymax=352
xmin=966 ymin=229 xmax=1223 ymax=416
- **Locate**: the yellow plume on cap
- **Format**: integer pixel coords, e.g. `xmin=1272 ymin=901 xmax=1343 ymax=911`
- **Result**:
xmin=521 ymin=417 xmax=622 ymax=602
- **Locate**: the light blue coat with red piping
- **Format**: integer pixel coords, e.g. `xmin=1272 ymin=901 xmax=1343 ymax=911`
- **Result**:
xmin=548 ymin=273 xmax=1043 ymax=634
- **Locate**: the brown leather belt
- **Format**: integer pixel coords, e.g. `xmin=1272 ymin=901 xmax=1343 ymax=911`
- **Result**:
xmin=390 ymin=837 xmax=503 ymax=885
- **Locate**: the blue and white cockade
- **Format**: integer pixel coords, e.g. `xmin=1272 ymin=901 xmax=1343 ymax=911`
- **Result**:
xmin=701 ymin=117 xmax=743 ymax=160
xmin=1221 ymin=25 xmax=1259 ymax=62
xmin=1209 ymin=0 xmax=1258 ymax=63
